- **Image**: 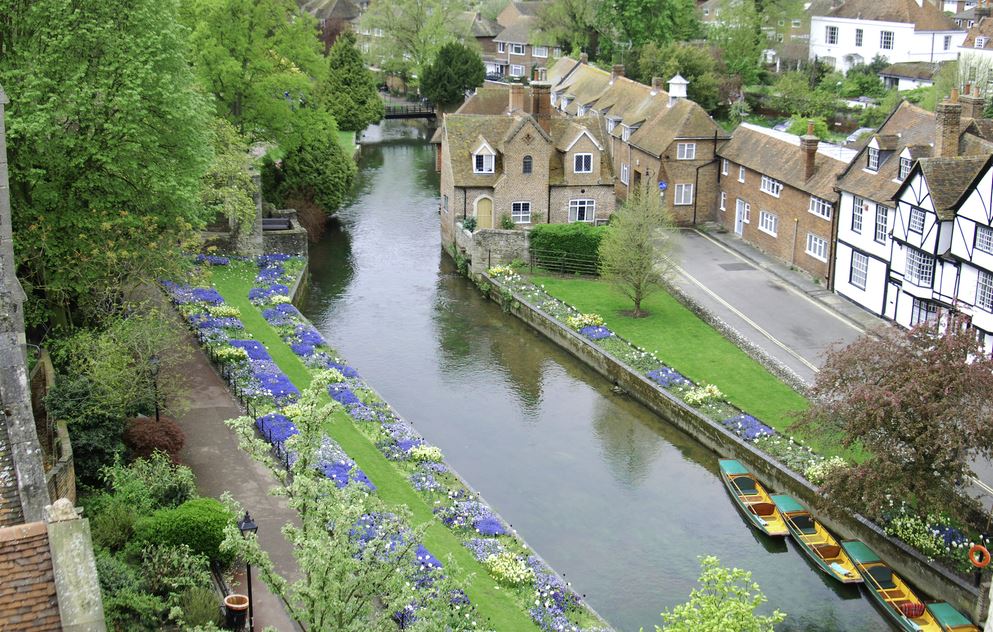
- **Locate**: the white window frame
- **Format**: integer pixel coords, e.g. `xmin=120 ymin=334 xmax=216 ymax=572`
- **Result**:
xmin=721 ymin=158 xmax=729 ymax=175
xmin=867 ymin=147 xmax=879 ymax=171
xmin=533 ymin=46 xmax=548 ymax=58
xmin=473 ymin=152 xmax=495 ymax=174
xmin=809 ymin=196 xmax=832 ymax=220
xmin=569 ymin=199 xmax=596 ymax=223
xmin=674 ymin=183 xmax=694 ymax=206
xmin=720 ymin=191 xmax=727 ymax=211
xmin=621 ymin=125 xmax=632 ymax=141
xmin=898 ymin=156 xmax=911 ymax=180
xmin=944 ymin=34 xmax=952 ymax=50
xmin=620 ymin=163 xmax=630 ymax=185
xmin=905 ymin=246 xmax=935 ymax=287
xmin=509 ymin=64 xmax=525 ymax=77
xmin=606 ymin=118 xmax=617 ymax=133
xmin=855 ymin=28 xmax=863 ymax=47
xmin=738 ymin=165 xmax=745 ymax=183
xmin=976 ymin=225 xmax=993 ymax=254
xmin=510 ymin=43 xmax=525 ymax=55
xmin=806 ymin=233 xmax=828 ymax=262
xmin=852 ymin=197 xmax=864 ymax=233
xmin=910 ymin=297 xmax=938 ymax=326
xmin=677 ymin=143 xmax=697 ymax=160
xmin=875 ymin=205 xmax=889 ymax=243
xmin=758 ymin=210 xmax=779 ymax=236
xmin=826 ymin=25 xmax=838 ymax=45
xmin=880 ymin=30 xmax=894 ymax=50
xmin=909 ymin=206 xmax=926 ymax=233
xmin=978 ymin=270 xmax=993 ymax=311
xmin=511 ymin=201 xmax=531 ymax=224
xmin=573 ymin=153 xmax=593 ymax=173
xmin=850 ymin=250 xmax=869 ymax=289
xmin=760 ymin=175 xmax=783 ymax=197
xmin=497 ymin=42 xmax=506 ymax=53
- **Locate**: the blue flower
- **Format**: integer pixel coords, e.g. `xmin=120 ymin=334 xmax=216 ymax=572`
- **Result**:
xmin=473 ymin=515 xmax=507 ymax=536
xmin=646 ymin=367 xmax=690 ymax=388
xmin=721 ymin=414 xmax=774 ymax=441
xmin=579 ymin=325 xmax=613 ymax=340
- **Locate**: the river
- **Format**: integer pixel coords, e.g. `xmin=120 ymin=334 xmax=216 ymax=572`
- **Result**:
xmin=300 ymin=121 xmax=892 ymax=631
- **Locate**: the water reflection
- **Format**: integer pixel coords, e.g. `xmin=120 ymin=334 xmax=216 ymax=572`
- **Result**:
xmin=301 ymin=122 xmax=895 ymax=631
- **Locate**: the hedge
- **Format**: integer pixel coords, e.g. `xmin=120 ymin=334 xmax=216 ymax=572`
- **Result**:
xmin=529 ymin=223 xmax=608 ymax=261
xmin=134 ymin=498 xmax=233 ymax=563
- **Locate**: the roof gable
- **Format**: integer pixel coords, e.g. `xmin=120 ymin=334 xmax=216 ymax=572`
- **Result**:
xmin=818 ymin=0 xmax=959 ymax=31
xmin=564 ymin=127 xmax=603 ymax=151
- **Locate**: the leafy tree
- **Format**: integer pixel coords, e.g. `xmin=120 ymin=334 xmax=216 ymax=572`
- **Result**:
xmin=263 ymin=119 xmax=357 ymax=215
xmin=322 ymin=32 xmax=384 ymax=132
xmin=184 ymin=0 xmax=327 ymax=148
xmin=786 ymin=116 xmax=829 ymax=139
xmin=222 ymin=371 xmax=478 ymax=631
xmin=598 ymin=0 xmax=699 ymax=54
xmin=359 ymin=0 xmax=469 ymax=79
xmin=0 ymin=0 xmax=212 ymax=327
xmin=534 ymin=0 xmax=605 ymax=58
xmin=481 ymin=0 xmax=510 ymax=20
xmin=795 ymin=320 xmax=993 ymax=522
xmin=840 ymin=65 xmax=887 ymax=98
xmin=635 ymin=42 xmax=720 ymax=112
xmin=598 ymin=182 xmax=677 ymax=317
xmin=421 ymin=42 xmax=486 ymax=108
xmin=202 ymin=117 xmax=257 ymax=232
xmin=771 ymin=72 xmax=838 ymax=118
xmin=707 ymin=0 xmax=763 ymax=88
xmin=657 ymin=556 xmax=786 ymax=631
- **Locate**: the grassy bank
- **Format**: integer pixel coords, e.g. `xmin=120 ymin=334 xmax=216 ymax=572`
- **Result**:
xmin=337 ymin=129 xmax=357 ymax=158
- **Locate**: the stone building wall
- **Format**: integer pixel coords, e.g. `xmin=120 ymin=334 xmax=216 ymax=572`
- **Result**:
xmin=548 ymin=185 xmax=616 ymax=224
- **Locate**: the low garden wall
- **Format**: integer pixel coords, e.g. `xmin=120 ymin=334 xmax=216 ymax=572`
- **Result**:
xmin=453 ymin=221 xmax=530 ymax=275
xmin=481 ymin=271 xmax=988 ymax=622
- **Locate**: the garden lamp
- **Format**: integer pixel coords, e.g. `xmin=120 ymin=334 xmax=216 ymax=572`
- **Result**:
xmin=238 ymin=512 xmax=258 ymax=631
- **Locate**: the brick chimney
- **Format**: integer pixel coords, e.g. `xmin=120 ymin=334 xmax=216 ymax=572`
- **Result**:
xmin=579 ymin=52 xmax=589 ymax=63
xmin=935 ymin=89 xmax=962 ymax=158
xmin=509 ymin=83 xmax=525 ymax=113
xmin=800 ymin=120 xmax=819 ymax=181
xmin=611 ymin=64 xmax=624 ymax=83
xmin=650 ymin=77 xmax=663 ymax=96
xmin=530 ymin=80 xmax=552 ymax=132
xmin=960 ymin=83 xmax=985 ymax=119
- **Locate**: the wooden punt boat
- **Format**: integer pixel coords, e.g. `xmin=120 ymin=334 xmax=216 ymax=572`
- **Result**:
xmin=770 ymin=494 xmax=862 ymax=584
xmin=718 ymin=459 xmax=788 ymax=537
xmin=925 ymin=602 xmax=980 ymax=631
xmin=842 ymin=540 xmax=944 ymax=632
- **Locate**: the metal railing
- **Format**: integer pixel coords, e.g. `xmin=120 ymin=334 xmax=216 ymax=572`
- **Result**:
xmin=383 ymin=103 xmax=436 ymax=119
xmin=528 ymin=248 xmax=599 ymax=276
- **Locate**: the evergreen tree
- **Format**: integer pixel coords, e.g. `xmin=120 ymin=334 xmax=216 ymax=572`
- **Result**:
xmin=0 ymin=0 xmax=212 ymax=326
xmin=322 ymin=32 xmax=384 ymax=132
xmin=421 ymin=43 xmax=486 ymax=108
xmin=263 ymin=118 xmax=356 ymax=215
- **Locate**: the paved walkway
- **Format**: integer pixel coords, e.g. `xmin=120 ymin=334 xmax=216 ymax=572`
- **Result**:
xmin=673 ymin=227 xmax=993 ymax=506
xmin=174 ymin=331 xmax=301 ymax=631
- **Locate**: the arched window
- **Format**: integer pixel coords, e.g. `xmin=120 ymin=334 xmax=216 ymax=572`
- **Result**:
xmin=523 ymin=155 xmax=533 ymax=175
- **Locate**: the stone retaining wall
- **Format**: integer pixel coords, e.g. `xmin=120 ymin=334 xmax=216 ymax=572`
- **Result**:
xmin=482 ymin=272 xmax=987 ymax=623
xmin=452 ymin=222 xmax=530 ymax=275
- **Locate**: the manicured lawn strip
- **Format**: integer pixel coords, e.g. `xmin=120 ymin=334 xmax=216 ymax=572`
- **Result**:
xmin=211 ymin=264 xmax=539 ymax=631
xmin=527 ymin=275 xmax=859 ymax=458
xmin=337 ymin=129 xmax=357 ymax=157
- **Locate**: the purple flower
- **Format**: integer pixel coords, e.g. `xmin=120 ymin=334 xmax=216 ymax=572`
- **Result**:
xmin=646 ymin=367 xmax=690 ymax=388
xmin=415 ymin=544 xmax=442 ymax=570
xmin=195 ymin=254 xmax=230 ymax=266
xmin=329 ymin=384 xmax=361 ymax=406
xmin=256 ymin=413 xmax=298 ymax=445
xmin=722 ymin=414 xmax=774 ymax=441
xmin=473 ymin=515 xmax=507 ymax=536
xmin=291 ymin=342 xmax=315 ymax=357
xmin=295 ymin=326 xmax=325 ymax=346
xmin=464 ymin=538 xmax=505 ymax=562
xmin=228 ymin=340 xmax=271 ymax=361
xmin=579 ymin=325 xmax=612 ymax=340
xmin=409 ymin=470 xmax=441 ymax=492
xmin=327 ymin=361 xmax=359 ymax=378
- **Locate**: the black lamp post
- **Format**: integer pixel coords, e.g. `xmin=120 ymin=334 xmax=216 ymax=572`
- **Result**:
xmin=238 ymin=511 xmax=258 ymax=631
xmin=148 ymin=354 xmax=161 ymax=422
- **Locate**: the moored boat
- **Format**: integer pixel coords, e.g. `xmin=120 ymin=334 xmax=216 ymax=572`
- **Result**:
xmin=926 ymin=602 xmax=980 ymax=631
xmin=718 ymin=459 xmax=788 ymax=537
xmin=842 ymin=540 xmax=942 ymax=632
xmin=771 ymin=494 xmax=861 ymax=584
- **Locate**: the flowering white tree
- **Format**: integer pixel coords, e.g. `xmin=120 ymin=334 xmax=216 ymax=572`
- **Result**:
xmin=221 ymin=371 xmax=477 ymax=631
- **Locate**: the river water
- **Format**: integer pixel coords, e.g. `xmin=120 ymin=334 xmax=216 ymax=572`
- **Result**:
xmin=300 ymin=121 xmax=892 ymax=631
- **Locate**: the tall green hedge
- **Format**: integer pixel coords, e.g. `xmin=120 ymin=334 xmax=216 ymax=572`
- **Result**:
xmin=529 ymin=223 xmax=608 ymax=260
xmin=134 ymin=498 xmax=233 ymax=563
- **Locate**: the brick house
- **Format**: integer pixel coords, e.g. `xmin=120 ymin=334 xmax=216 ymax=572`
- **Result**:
xmin=547 ymin=57 xmax=729 ymax=225
xmin=717 ymin=123 xmax=858 ymax=281
xmin=488 ymin=1 xmax=562 ymax=79
xmin=435 ymin=82 xmax=615 ymax=247
xmin=298 ymin=0 xmax=361 ymax=52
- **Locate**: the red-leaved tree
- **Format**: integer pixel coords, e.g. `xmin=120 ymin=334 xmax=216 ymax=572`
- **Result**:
xmin=796 ymin=321 xmax=993 ymax=522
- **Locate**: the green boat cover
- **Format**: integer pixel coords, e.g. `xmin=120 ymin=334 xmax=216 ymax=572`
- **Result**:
xmin=770 ymin=494 xmax=805 ymax=514
xmin=928 ymin=602 xmax=972 ymax=627
xmin=719 ymin=459 xmax=750 ymax=475
xmin=842 ymin=541 xmax=881 ymax=564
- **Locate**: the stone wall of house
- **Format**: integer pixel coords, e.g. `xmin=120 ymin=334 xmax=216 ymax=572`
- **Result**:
xmin=718 ymin=164 xmax=834 ymax=281
xmin=549 ymin=185 xmax=616 ymax=224
xmin=493 ymin=119 xmax=552 ymax=228
xmin=484 ymin=272 xmax=986 ymax=623
xmin=659 ymin=140 xmax=722 ymax=226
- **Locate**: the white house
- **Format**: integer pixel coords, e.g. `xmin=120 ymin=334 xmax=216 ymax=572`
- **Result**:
xmin=809 ymin=0 xmax=965 ymax=72
xmin=959 ymin=16 xmax=993 ymax=64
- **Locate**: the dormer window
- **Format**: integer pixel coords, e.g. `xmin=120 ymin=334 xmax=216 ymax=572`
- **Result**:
xmin=898 ymin=156 xmax=911 ymax=180
xmin=867 ymin=147 xmax=880 ymax=171
xmin=577 ymin=105 xmax=588 ymax=116
xmin=473 ymin=142 xmax=496 ymax=174
xmin=978 ymin=36 xmax=988 ymax=48
xmin=551 ymin=92 xmax=559 ymax=106
xmin=574 ymin=153 xmax=593 ymax=173
xmin=606 ymin=118 xmax=617 ymax=133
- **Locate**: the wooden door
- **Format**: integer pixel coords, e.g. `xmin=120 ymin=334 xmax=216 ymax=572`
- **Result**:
xmin=476 ymin=197 xmax=493 ymax=229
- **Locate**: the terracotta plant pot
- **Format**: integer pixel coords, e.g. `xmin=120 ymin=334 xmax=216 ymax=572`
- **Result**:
xmin=223 ymin=593 xmax=249 ymax=630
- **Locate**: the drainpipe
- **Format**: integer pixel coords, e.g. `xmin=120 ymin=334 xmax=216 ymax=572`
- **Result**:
xmin=791 ymin=218 xmax=799 ymax=265
xmin=547 ymin=185 xmax=552 ymax=224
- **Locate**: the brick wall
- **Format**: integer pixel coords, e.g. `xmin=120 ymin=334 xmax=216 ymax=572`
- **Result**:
xmin=493 ymin=120 xmax=552 ymax=227
xmin=549 ymin=184 xmax=615 ymax=224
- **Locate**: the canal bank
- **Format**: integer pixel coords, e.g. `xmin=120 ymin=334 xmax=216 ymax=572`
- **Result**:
xmin=300 ymin=121 xmax=894 ymax=631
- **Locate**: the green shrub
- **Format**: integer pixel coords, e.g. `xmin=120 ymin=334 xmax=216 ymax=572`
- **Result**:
xmin=462 ymin=216 xmax=477 ymax=232
xmin=134 ymin=498 xmax=234 ymax=563
xmin=102 ymin=587 xmax=167 ymax=632
xmin=94 ymin=548 xmax=144 ymax=594
xmin=140 ymin=544 xmax=212 ymax=598
xmin=499 ymin=214 xmax=515 ymax=229
xmin=91 ymin=500 xmax=138 ymax=552
xmin=102 ymin=453 xmax=198 ymax=514
xmin=529 ymin=223 xmax=608 ymax=261
xmin=179 ymin=586 xmax=223 ymax=628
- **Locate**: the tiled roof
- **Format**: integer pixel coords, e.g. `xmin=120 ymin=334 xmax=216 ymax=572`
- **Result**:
xmin=818 ymin=0 xmax=960 ymax=31
xmin=494 ymin=17 xmax=537 ymax=44
xmin=512 ymin=1 xmax=546 ymax=16
xmin=0 ymin=414 xmax=23 ymax=528
xmin=879 ymin=61 xmax=944 ymax=80
xmin=718 ymin=123 xmax=856 ymax=200
xmin=547 ymin=57 xmax=580 ymax=83
xmin=916 ymin=156 xmax=990 ymax=219
xmin=630 ymin=98 xmax=729 ymax=156
xmin=460 ymin=11 xmax=502 ymax=37
xmin=550 ymin=62 xmax=612 ymax=112
xmin=962 ymin=16 xmax=993 ymax=48
xmin=0 ymin=522 xmax=61 ymax=631
xmin=299 ymin=0 xmax=359 ymax=20
xmin=456 ymin=87 xmax=514 ymax=115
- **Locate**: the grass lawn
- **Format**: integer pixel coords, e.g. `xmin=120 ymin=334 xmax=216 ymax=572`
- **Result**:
xmin=530 ymin=274 xmax=823 ymax=444
xmin=211 ymin=263 xmax=539 ymax=631
xmin=337 ymin=129 xmax=357 ymax=158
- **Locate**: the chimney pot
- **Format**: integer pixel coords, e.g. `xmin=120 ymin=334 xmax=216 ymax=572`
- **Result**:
xmin=611 ymin=64 xmax=625 ymax=82
xmin=800 ymin=121 xmax=819 ymax=181
xmin=579 ymin=52 xmax=589 ymax=64
xmin=951 ymin=87 xmax=960 ymax=103
xmin=530 ymin=80 xmax=552 ymax=132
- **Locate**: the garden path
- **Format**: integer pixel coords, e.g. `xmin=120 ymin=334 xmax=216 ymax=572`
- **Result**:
xmin=174 ymin=331 xmax=301 ymax=631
